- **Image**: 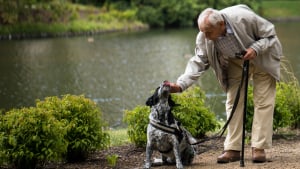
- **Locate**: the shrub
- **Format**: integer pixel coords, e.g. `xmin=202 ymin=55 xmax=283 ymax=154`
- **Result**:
xmin=279 ymin=82 xmax=300 ymax=128
xmin=36 ymin=95 xmax=110 ymax=162
xmin=172 ymin=86 xmax=220 ymax=138
xmin=124 ymin=86 xmax=220 ymax=147
xmin=0 ymin=107 xmax=67 ymax=169
xmin=123 ymin=106 xmax=149 ymax=147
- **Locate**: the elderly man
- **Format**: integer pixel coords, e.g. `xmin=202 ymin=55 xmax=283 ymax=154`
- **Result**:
xmin=169 ymin=4 xmax=282 ymax=163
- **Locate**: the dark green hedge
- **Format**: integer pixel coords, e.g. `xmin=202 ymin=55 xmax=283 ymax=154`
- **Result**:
xmin=0 ymin=95 xmax=110 ymax=169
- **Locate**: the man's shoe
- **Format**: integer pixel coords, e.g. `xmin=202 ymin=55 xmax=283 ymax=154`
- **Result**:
xmin=217 ymin=150 xmax=240 ymax=163
xmin=252 ymin=148 xmax=266 ymax=163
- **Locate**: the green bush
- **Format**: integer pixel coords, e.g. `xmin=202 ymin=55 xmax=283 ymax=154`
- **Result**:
xmin=0 ymin=95 xmax=110 ymax=168
xmin=123 ymin=86 xmax=220 ymax=147
xmin=246 ymin=82 xmax=297 ymax=132
xmin=123 ymin=106 xmax=149 ymax=147
xmin=278 ymin=82 xmax=300 ymax=129
xmin=36 ymin=95 xmax=110 ymax=162
xmin=172 ymin=86 xmax=220 ymax=138
xmin=0 ymin=107 xmax=67 ymax=169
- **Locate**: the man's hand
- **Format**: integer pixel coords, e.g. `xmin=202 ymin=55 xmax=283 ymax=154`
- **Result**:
xmin=169 ymin=83 xmax=182 ymax=93
xmin=243 ymin=48 xmax=257 ymax=60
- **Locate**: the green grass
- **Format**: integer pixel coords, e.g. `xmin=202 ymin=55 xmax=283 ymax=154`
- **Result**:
xmin=262 ymin=0 xmax=300 ymax=18
xmin=107 ymin=128 xmax=130 ymax=147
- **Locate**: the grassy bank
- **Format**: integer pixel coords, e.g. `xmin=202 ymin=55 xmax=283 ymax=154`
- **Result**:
xmin=0 ymin=19 xmax=147 ymax=39
xmin=262 ymin=0 xmax=300 ymax=19
xmin=0 ymin=3 xmax=148 ymax=39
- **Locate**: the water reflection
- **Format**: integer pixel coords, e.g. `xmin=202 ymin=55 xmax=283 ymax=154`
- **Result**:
xmin=0 ymin=22 xmax=299 ymax=127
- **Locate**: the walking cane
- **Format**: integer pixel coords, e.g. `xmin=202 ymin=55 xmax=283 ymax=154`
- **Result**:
xmin=240 ymin=59 xmax=249 ymax=167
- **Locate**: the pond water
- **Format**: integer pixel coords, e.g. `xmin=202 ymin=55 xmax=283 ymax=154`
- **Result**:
xmin=0 ymin=22 xmax=299 ymax=128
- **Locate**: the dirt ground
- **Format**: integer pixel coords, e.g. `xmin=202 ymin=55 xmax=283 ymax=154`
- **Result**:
xmin=44 ymin=129 xmax=300 ymax=169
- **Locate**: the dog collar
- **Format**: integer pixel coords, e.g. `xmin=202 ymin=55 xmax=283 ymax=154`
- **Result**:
xmin=149 ymin=119 xmax=181 ymax=136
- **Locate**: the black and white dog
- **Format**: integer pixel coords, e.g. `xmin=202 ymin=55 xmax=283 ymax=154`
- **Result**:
xmin=144 ymin=81 xmax=195 ymax=169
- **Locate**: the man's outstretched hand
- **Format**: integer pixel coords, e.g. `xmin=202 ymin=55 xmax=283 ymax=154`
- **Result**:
xmin=169 ymin=82 xmax=182 ymax=93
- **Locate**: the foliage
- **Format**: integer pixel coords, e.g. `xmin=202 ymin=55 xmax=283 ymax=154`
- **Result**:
xmin=0 ymin=107 xmax=67 ymax=169
xmin=172 ymin=86 xmax=220 ymax=138
xmin=135 ymin=0 xmax=203 ymax=27
xmin=36 ymin=95 xmax=110 ymax=162
xmin=123 ymin=106 xmax=149 ymax=147
xmin=275 ymin=82 xmax=300 ymax=129
xmin=0 ymin=0 xmax=72 ymax=25
xmin=0 ymin=95 xmax=110 ymax=167
xmin=123 ymin=86 xmax=220 ymax=147
xmin=106 ymin=154 xmax=119 ymax=167
xmin=245 ymin=82 xmax=299 ymax=132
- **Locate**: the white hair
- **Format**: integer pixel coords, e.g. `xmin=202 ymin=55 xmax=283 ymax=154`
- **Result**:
xmin=197 ymin=8 xmax=223 ymax=27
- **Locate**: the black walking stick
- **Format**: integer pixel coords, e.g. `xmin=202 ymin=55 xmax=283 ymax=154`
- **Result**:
xmin=240 ymin=59 xmax=249 ymax=167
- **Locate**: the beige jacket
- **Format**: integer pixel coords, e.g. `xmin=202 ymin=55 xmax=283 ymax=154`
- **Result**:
xmin=177 ymin=4 xmax=282 ymax=91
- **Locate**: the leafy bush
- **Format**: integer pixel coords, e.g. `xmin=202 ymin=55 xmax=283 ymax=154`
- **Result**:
xmin=246 ymin=82 xmax=297 ymax=132
xmin=123 ymin=106 xmax=149 ymax=147
xmin=172 ymin=86 xmax=220 ymax=138
xmin=124 ymin=86 xmax=220 ymax=147
xmin=0 ymin=107 xmax=67 ymax=169
xmin=278 ymin=82 xmax=300 ymax=129
xmin=0 ymin=95 xmax=110 ymax=167
xmin=36 ymin=95 xmax=110 ymax=162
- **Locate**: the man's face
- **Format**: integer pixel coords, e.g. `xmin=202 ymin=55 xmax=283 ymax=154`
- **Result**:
xmin=199 ymin=19 xmax=225 ymax=41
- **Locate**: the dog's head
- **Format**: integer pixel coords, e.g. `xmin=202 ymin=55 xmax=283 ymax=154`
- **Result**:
xmin=158 ymin=81 xmax=171 ymax=100
xmin=146 ymin=80 xmax=176 ymax=108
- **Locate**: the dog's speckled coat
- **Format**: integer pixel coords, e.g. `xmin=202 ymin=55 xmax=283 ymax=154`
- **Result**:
xmin=144 ymin=82 xmax=195 ymax=169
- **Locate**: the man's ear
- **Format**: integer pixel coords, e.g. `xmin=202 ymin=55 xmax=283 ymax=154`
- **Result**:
xmin=219 ymin=20 xmax=225 ymax=26
xmin=218 ymin=20 xmax=226 ymax=35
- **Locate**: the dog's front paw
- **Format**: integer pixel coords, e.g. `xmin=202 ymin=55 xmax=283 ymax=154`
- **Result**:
xmin=176 ymin=163 xmax=184 ymax=169
xmin=143 ymin=163 xmax=151 ymax=169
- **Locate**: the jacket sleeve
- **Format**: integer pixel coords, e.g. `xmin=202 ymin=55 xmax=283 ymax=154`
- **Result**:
xmin=176 ymin=32 xmax=210 ymax=91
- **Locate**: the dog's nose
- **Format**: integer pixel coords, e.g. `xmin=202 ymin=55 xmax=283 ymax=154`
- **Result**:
xmin=163 ymin=81 xmax=171 ymax=87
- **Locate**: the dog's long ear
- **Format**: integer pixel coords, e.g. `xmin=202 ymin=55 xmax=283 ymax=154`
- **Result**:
xmin=145 ymin=87 xmax=160 ymax=107
xmin=168 ymin=95 xmax=178 ymax=109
